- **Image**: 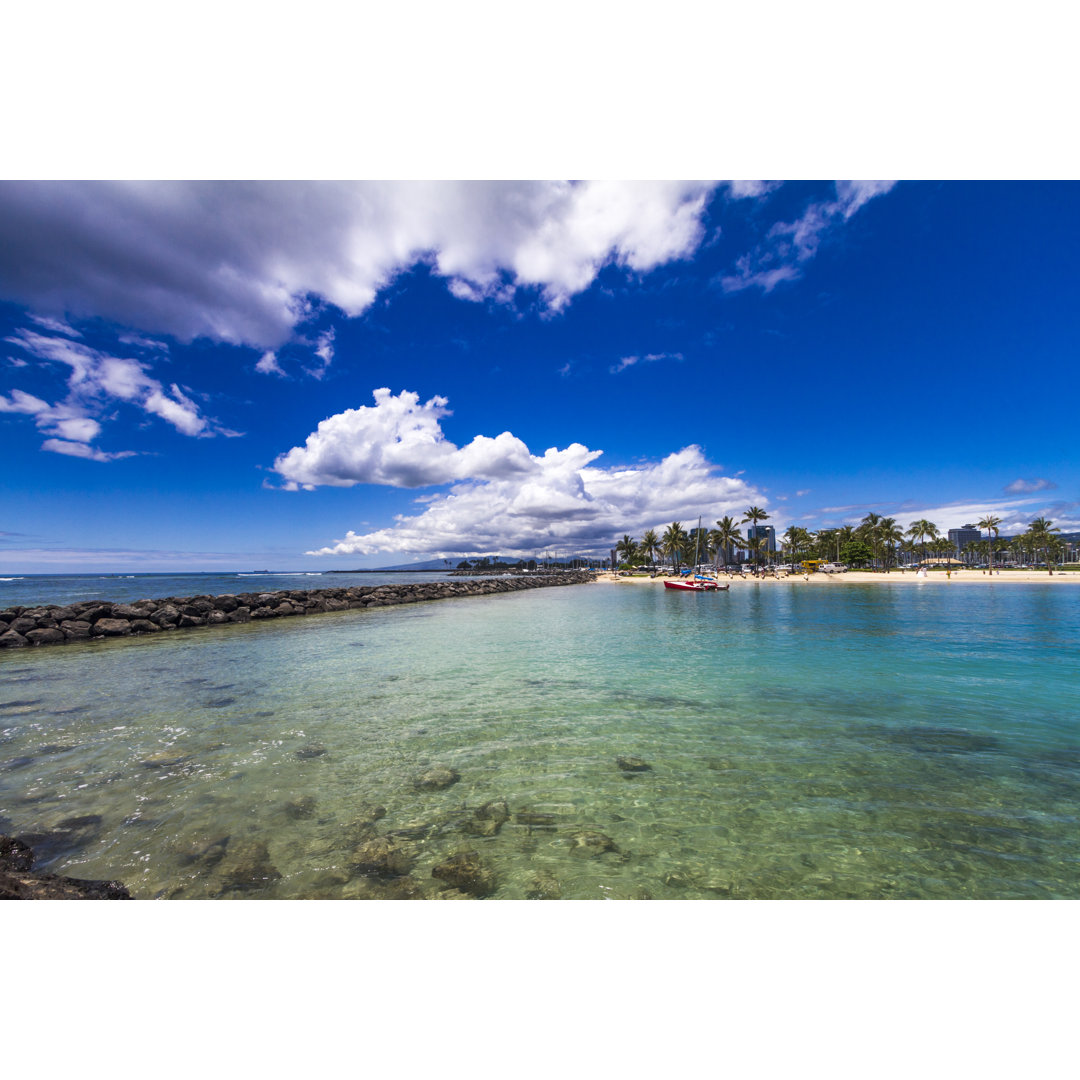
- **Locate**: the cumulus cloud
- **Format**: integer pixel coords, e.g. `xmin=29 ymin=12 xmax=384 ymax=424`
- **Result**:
xmin=721 ymin=181 xmax=896 ymax=293
xmin=273 ymin=388 xmax=535 ymax=490
xmin=0 ymin=181 xmax=720 ymax=350
xmin=1004 ymin=477 xmax=1056 ymax=494
xmin=306 ymin=443 xmax=761 ymax=558
xmin=2 ymin=327 xmax=228 ymax=457
xmin=275 ymin=387 xmax=763 ymax=557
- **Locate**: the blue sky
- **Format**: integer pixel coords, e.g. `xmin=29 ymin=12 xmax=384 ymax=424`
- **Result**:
xmin=2 ymin=180 xmax=1078 ymax=571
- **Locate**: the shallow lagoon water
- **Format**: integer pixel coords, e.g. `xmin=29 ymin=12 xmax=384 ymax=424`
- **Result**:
xmin=2 ymin=581 xmax=1078 ymax=898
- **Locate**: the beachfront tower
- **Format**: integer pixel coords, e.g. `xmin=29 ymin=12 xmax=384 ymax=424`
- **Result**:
xmin=745 ymin=525 xmax=776 ymax=560
xmin=948 ymin=524 xmax=982 ymax=559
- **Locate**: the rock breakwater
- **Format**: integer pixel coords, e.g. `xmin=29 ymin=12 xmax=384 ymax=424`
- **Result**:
xmin=0 ymin=572 xmax=595 ymax=650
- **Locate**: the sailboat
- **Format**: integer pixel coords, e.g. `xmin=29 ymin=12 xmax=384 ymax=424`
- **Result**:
xmin=664 ymin=517 xmax=729 ymax=591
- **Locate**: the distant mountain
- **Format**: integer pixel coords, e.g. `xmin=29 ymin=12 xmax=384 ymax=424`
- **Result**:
xmin=371 ymin=558 xmax=461 ymax=571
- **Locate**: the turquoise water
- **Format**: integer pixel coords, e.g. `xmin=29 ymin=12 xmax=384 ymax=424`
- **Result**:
xmin=2 ymin=581 xmax=1078 ymax=898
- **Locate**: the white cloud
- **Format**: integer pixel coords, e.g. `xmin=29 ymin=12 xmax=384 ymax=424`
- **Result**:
xmin=273 ymin=388 xmax=534 ymax=490
xmin=3 ymin=327 xmax=226 ymax=455
xmin=29 ymin=314 xmax=81 ymax=337
xmin=39 ymin=438 xmax=136 ymax=462
xmin=255 ymin=350 xmax=285 ymax=376
xmin=0 ymin=181 xmax=720 ymax=350
xmin=610 ymin=351 xmax=683 ymax=374
xmin=725 ymin=181 xmax=783 ymax=199
xmin=818 ymin=495 xmax=1074 ymax=538
xmin=276 ymin=387 xmax=764 ymax=557
xmin=1004 ymin=477 xmax=1056 ymax=494
xmin=306 ymin=443 xmax=762 ymax=558
xmin=721 ymin=181 xmax=896 ymax=293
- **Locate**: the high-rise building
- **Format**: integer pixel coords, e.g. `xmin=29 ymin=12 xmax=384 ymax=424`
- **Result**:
xmin=948 ymin=524 xmax=982 ymax=555
xmin=745 ymin=525 xmax=776 ymax=560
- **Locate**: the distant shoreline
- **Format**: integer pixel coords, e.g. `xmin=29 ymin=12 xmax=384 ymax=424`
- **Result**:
xmin=600 ymin=569 xmax=1080 ymax=585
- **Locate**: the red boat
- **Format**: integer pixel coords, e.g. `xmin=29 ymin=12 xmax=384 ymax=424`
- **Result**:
xmin=664 ymin=577 xmax=728 ymax=591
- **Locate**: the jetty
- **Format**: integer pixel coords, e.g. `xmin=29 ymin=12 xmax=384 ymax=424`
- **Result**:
xmin=0 ymin=571 xmax=595 ymax=650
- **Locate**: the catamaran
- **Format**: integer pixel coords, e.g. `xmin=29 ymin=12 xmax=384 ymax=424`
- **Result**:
xmin=663 ymin=517 xmax=729 ymax=591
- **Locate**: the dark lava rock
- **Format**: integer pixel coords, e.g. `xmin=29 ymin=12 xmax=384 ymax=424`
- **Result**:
xmin=0 ymin=630 xmax=29 ymax=648
xmin=616 ymin=756 xmax=652 ymax=772
xmin=0 ymin=871 xmax=132 ymax=899
xmin=568 ymin=830 xmax=620 ymax=856
xmin=26 ymin=627 xmax=66 ymax=646
xmin=60 ymin=620 xmax=93 ymax=640
xmin=414 ymin=765 xmax=460 ymax=791
xmin=295 ymin=744 xmax=327 ymax=760
xmin=351 ymin=835 xmax=414 ymax=877
xmin=92 ymin=618 xmax=133 ymax=637
xmin=0 ymin=836 xmax=35 ymax=871
xmin=0 ymin=833 xmax=130 ymax=899
xmin=431 ymin=850 xmax=496 ymax=897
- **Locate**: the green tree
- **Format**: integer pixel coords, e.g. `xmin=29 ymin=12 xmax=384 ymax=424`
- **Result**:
xmin=859 ymin=511 xmax=883 ymax=569
xmin=615 ymin=534 xmax=638 ymax=567
xmin=662 ymin=521 xmax=689 ymax=571
xmin=713 ymin=516 xmax=744 ymax=567
xmin=840 ymin=539 xmax=873 ymax=567
xmin=1027 ymin=517 xmax=1061 ymax=574
xmin=639 ymin=528 xmax=660 ymax=568
xmin=741 ymin=506 xmax=770 ymax=569
xmin=906 ymin=519 xmax=939 ymax=565
xmin=878 ymin=517 xmax=903 ymax=571
xmin=977 ymin=514 xmax=1001 ymax=572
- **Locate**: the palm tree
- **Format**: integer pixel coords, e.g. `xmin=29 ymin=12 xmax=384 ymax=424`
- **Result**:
xmin=835 ymin=525 xmax=856 ymax=563
xmin=878 ymin=517 xmax=903 ymax=571
xmin=639 ymin=528 xmax=660 ymax=569
xmin=662 ymin=521 xmax=689 ymax=572
xmin=713 ymin=516 xmax=744 ymax=568
xmin=741 ymin=506 xmax=770 ymax=569
xmin=614 ymin=534 xmax=638 ymax=566
xmin=906 ymin=519 xmax=939 ymax=566
xmin=977 ymin=514 xmax=1001 ymax=572
xmin=1027 ymin=517 xmax=1061 ymax=574
xmin=859 ymin=512 xmax=883 ymax=569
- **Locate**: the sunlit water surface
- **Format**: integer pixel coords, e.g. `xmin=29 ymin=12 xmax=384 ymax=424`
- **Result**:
xmin=2 ymin=581 xmax=1078 ymax=899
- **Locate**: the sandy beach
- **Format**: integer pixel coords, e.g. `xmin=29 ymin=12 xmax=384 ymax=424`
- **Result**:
xmin=599 ymin=569 xmax=1080 ymax=586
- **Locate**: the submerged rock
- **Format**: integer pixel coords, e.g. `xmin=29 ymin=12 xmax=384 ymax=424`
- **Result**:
xmin=431 ymin=851 xmax=496 ymax=897
xmin=0 ymin=833 xmax=130 ymax=899
xmin=526 ymin=871 xmax=562 ymax=900
xmin=414 ymin=765 xmax=460 ymax=791
xmin=515 ymin=810 xmax=558 ymax=828
xmin=295 ymin=744 xmax=327 ymax=760
xmin=283 ymin=795 xmax=317 ymax=820
xmin=141 ymin=751 xmax=192 ymax=769
xmin=351 ymin=835 xmax=414 ymax=878
xmin=568 ymin=830 xmax=620 ymax=857
xmin=475 ymin=798 xmax=510 ymax=823
xmin=616 ymin=756 xmax=652 ymax=772
xmin=214 ymin=839 xmax=281 ymax=893
xmin=463 ymin=797 xmax=511 ymax=837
